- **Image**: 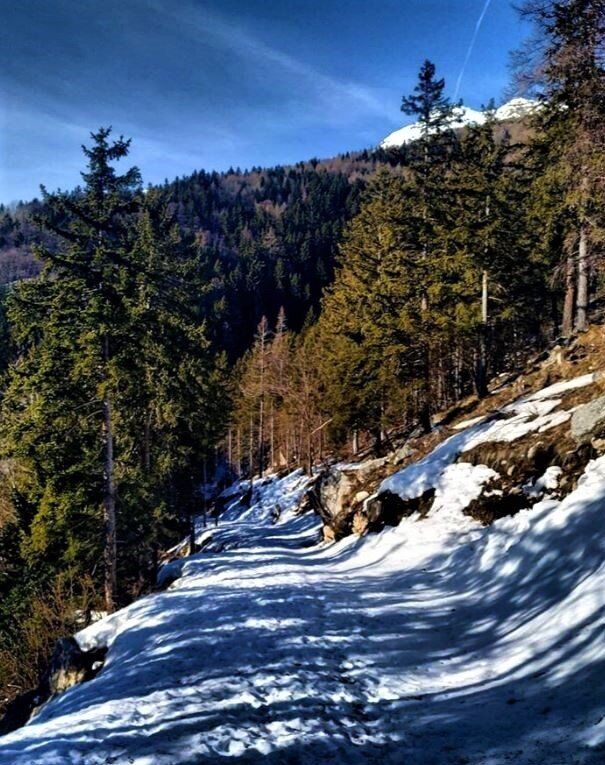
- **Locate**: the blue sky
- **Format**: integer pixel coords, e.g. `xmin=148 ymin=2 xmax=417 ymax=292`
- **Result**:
xmin=0 ymin=0 xmax=530 ymax=203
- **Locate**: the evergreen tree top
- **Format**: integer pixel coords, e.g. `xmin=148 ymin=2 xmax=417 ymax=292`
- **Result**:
xmin=401 ymin=59 xmax=459 ymax=134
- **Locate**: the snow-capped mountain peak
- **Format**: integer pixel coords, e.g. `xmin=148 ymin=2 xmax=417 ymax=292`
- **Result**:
xmin=380 ymin=97 xmax=538 ymax=149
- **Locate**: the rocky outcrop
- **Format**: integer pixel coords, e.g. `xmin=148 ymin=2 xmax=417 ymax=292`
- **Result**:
xmin=351 ymin=488 xmax=436 ymax=536
xmin=0 ymin=637 xmax=107 ymax=736
xmin=465 ymin=486 xmax=528 ymax=525
xmin=298 ymin=458 xmax=392 ymax=540
xmin=571 ymin=395 xmax=605 ymax=443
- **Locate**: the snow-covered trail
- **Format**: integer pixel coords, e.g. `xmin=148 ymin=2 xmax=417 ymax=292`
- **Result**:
xmin=2 ymin=455 xmax=605 ymax=764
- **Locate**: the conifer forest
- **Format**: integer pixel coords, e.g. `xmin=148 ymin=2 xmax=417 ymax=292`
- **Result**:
xmin=0 ymin=2 xmax=605 ymax=763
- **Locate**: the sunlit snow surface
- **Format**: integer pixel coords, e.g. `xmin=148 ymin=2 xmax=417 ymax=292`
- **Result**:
xmin=380 ymin=97 xmax=539 ymax=149
xmin=2 ymin=374 xmax=605 ymax=764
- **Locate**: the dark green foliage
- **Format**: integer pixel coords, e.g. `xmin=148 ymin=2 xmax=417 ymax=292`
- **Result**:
xmin=0 ymin=287 xmax=9 ymax=379
xmin=519 ymin=0 xmax=605 ymax=334
xmin=401 ymin=59 xmax=459 ymax=132
xmin=157 ymin=162 xmax=369 ymax=358
xmin=0 ymin=153 xmax=388 ymax=360
xmin=0 ymin=131 xmax=226 ymax=702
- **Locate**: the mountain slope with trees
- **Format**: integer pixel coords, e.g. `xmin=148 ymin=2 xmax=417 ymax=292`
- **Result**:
xmin=0 ymin=0 xmax=603 ymax=729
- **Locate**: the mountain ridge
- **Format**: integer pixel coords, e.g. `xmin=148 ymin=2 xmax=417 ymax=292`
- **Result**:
xmin=380 ymin=97 xmax=538 ymax=148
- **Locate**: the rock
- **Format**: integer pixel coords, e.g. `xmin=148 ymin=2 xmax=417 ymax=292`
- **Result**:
xmin=302 ymin=458 xmax=390 ymax=540
xmin=40 ymin=637 xmax=107 ymax=704
xmin=571 ymin=395 xmax=605 ymax=443
xmin=526 ymin=442 xmax=544 ymax=462
xmin=0 ymin=637 xmax=107 ymax=735
xmin=465 ymin=486 xmax=528 ymax=525
xmin=322 ymin=524 xmax=335 ymax=542
xmin=388 ymin=444 xmax=414 ymax=466
xmin=364 ymin=489 xmax=435 ymax=532
xmin=45 ymin=638 xmax=93 ymax=695
xmin=351 ymin=511 xmax=369 ymax=536
xmin=591 ymin=437 xmax=605 ymax=454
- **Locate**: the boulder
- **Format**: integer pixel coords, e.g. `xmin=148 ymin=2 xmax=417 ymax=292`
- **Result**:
xmin=320 ymin=458 xmax=387 ymax=519
xmin=44 ymin=637 xmax=95 ymax=695
xmin=343 ymin=489 xmax=436 ymax=539
xmin=322 ymin=524 xmax=336 ymax=543
xmin=387 ymin=443 xmax=414 ymax=466
xmin=300 ymin=458 xmax=388 ymax=527
xmin=364 ymin=489 xmax=435 ymax=532
xmin=0 ymin=637 xmax=107 ymax=735
xmin=571 ymin=395 xmax=605 ymax=443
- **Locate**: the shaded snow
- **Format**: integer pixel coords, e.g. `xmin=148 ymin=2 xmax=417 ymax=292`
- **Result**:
xmin=2 ymin=374 xmax=605 ymax=764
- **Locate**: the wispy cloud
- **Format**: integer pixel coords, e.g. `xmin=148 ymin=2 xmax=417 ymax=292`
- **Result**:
xmin=147 ymin=0 xmax=397 ymax=126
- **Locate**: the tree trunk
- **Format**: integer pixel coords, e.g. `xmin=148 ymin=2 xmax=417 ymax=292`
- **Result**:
xmin=575 ymin=224 xmax=589 ymax=332
xmin=202 ymin=459 xmax=208 ymax=529
xmin=258 ymin=393 xmax=264 ymax=477
xmin=269 ymin=402 xmax=275 ymax=470
xmin=143 ymin=412 xmax=151 ymax=472
xmin=102 ymin=337 xmax=117 ymax=614
xmin=562 ymin=255 xmax=575 ymax=337
xmin=475 ymin=269 xmax=489 ymax=398
xmin=248 ymin=415 xmax=254 ymax=478
xmin=189 ymin=504 xmax=196 ymax=556
xmin=306 ymin=428 xmax=312 ymax=476
xmin=419 ymin=338 xmax=432 ymax=434
xmin=236 ymin=426 xmax=242 ymax=479
xmin=561 ymin=255 xmax=576 ymax=337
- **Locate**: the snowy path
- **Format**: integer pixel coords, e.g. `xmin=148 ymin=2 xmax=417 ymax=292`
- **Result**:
xmin=2 ymin=451 xmax=605 ymax=763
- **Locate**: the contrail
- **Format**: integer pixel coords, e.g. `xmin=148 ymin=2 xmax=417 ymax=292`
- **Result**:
xmin=454 ymin=0 xmax=493 ymax=100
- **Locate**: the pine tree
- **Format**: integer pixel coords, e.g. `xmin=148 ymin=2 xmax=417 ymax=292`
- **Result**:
xmin=519 ymin=0 xmax=605 ymax=333
xmin=314 ymin=172 xmax=425 ymax=444
xmin=399 ymin=60 xmax=461 ymax=429
xmin=401 ymin=59 xmax=459 ymax=137
xmin=32 ymin=128 xmax=141 ymax=610
xmin=453 ymin=105 xmax=541 ymax=395
xmin=0 ymin=130 xmax=225 ymax=613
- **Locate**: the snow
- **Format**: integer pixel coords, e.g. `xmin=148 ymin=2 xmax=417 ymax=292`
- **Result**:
xmin=2 ymin=373 xmax=605 ymax=764
xmin=380 ymin=105 xmax=485 ymax=149
xmin=380 ymin=97 xmax=538 ymax=149
xmin=452 ymin=414 xmax=487 ymax=430
xmin=493 ymin=97 xmax=540 ymax=122
xmin=382 ymin=372 xmax=596 ymax=503
xmin=521 ymin=371 xmax=598 ymax=401
xmin=524 ymin=466 xmax=562 ymax=498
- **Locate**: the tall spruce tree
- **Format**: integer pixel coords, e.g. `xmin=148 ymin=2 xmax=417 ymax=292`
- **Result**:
xmin=453 ymin=105 xmax=541 ymax=395
xmin=520 ymin=0 xmax=605 ymax=334
xmin=0 ymin=130 xmax=224 ymax=614
xmin=400 ymin=60 xmax=460 ymax=429
xmin=33 ymin=128 xmax=140 ymax=611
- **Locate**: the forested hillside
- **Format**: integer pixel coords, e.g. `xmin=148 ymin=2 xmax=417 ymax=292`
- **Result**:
xmin=0 ymin=131 xmax=533 ymax=360
xmin=1 ymin=154 xmax=377 ymax=358
xmin=0 ymin=0 xmax=603 ymax=729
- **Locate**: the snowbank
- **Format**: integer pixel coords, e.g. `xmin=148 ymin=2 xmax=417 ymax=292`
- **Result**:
xmin=2 ymin=374 xmax=605 ymax=764
xmin=380 ymin=371 xmax=595 ymax=501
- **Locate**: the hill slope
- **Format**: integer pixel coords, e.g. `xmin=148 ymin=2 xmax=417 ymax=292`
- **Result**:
xmin=2 ymin=359 xmax=605 ymax=764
